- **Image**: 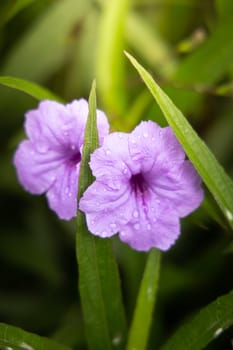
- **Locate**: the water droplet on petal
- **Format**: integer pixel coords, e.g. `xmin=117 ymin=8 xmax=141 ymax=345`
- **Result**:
xmin=134 ymin=223 xmax=140 ymax=230
xmin=120 ymin=230 xmax=126 ymax=236
xmin=147 ymin=223 xmax=151 ymax=230
xmin=151 ymin=136 xmax=155 ymax=141
xmin=70 ymin=144 xmax=76 ymax=150
xmin=118 ymin=134 xmax=123 ymax=139
xmin=106 ymin=149 xmax=111 ymax=155
xmin=91 ymin=220 xmax=95 ymax=225
xmin=131 ymin=139 xmax=136 ymax=144
xmin=102 ymin=231 xmax=108 ymax=237
xmin=143 ymin=132 xmax=148 ymax=138
xmin=68 ymin=192 xmax=72 ymax=198
xmin=133 ymin=210 xmax=139 ymax=218
xmin=123 ymin=168 xmax=128 ymax=174
xmin=110 ymin=223 xmax=117 ymax=229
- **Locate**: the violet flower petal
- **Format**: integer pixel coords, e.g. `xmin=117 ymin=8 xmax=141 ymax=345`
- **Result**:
xmin=13 ymin=99 xmax=109 ymax=220
xmin=80 ymin=120 xmax=204 ymax=251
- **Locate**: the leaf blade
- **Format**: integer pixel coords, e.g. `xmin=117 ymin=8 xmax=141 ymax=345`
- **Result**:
xmin=0 ymin=322 xmax=71 ymax=350
xmin=0 ymin=76 xmax=62 ymax=101
xmin=125 ymin=52 xmax=233 ymax=229
xmin=126 ymin=249 xmax=161 ymax=350
xmin=76 ymin=81 xmax=127 ymax=350
xmin=161 ymin=289 xmax=233 ymax=350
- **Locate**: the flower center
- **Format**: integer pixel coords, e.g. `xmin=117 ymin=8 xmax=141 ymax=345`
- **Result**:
xmin=68 ymin=148 xmax=81 ymax=166
xmin=130 ymin=173 xmax=147 ymax=197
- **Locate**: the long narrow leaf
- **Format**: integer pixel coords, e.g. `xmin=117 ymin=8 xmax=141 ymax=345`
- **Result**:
xmin=76 ymin=81 xmax=127 ymax=350
xmin=0 ymin=322 xmax=71 ymax=350
xmin=161 ymin=289 xmax=233 ymax=350
xmin=125 ymin=52 xmax=233 ymax=229
xmin=127 ymin=249 xmax=161 ymax=350
xmin=0 ymin=76 xmax=62 ymax=101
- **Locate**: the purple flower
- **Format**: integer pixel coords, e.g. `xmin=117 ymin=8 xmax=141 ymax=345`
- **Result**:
xmin=80 ymin=121 xmax=203 ymax=251
xmin=13 ymin=99 xmax=109 ymax=220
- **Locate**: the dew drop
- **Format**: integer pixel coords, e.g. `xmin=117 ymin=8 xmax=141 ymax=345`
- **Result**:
xmin=143 ymin=132 xmax=148 ymax=138
xmin=131 ymin=138 xmax=136 ymax=144
xmin=120 ymin=230 xmax=126 ymax=236
xmin=134 ymin=223 xmax=140 ymax=230
xmin=147 ymin=223 xmax=151 ymax=230
xmin=214 ymin=328 xmax=223 ymax=338
xmin=123 ymin=168 xmax=128 ymax=174
xmin=20 ymin=342 xmax=34 ymax=350
xmin=106 ymin=149 xmax=111 ymax=155
xmin=101 ymin=231 xmax=108 ymax=237
xmin=133 ymin=210 xmax=139 ymax=218
xmin=68 ymin=192 xmax=72 ymax=198
xmin=112 ymin=333 xmax=122 ymax=346
xmin=70 ymin=144 xmax=76 ymax=151
xmin=91 ymin=220 xmax=95 ymax=225
xmin=118 ymin=134 xmax=123 ymax=139
xmin=151 ymin=136 xmax=155 ymax=141
xmin=225 ymin=209 xmax=233 ymax=222
xmin=147 ymin=287 xmax=152 ymax=299
xmin=110 ymin=223 xmax=117 ymax=229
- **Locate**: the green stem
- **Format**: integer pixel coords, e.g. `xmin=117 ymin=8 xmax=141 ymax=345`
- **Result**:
xmin=126 ymin=249 xmax=161 ymax=350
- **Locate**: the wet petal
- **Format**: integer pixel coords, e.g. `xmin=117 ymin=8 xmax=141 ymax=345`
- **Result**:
xmin=80 ymin=180 xmax=135 ymax=237
xmin=13 ymin=140 xmax=64 ymax=194
xmin=46 ymin=163 xmax=79 ymax=220
xmin=120 ymin=200 xmax=180 ymax=251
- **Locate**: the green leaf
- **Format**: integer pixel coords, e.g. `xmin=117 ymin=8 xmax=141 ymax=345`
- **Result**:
xmin=96 ymin=0 xmax=130 ymax=116
xmin=0 ymin=76 xmax=62 ymax=101
xmin=126 ymin=249 xmax=161 ymax=350
xmin=125 ymin=52 xmax=233 ymax=229
xmin=0 ymin=322 xmax=71 ymax=350
xmin=76 ymin=81 xmax=127 ymax=350
xmin=161 ymin=289 xmax=233 ymax=350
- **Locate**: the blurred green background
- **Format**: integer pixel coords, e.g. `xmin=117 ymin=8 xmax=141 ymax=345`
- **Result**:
xmin=0 ymin=0 xmax=233 ymax=349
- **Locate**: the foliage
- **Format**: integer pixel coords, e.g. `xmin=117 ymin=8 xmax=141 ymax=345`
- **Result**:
xmin=0 ymin=1 xmax=233 ymax=350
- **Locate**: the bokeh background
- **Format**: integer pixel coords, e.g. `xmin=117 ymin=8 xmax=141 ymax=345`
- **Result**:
xmin=0 ymin=1 xmax=233 ymax=349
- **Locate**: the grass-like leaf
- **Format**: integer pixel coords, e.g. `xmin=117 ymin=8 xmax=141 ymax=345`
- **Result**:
xmin=0 ymin=322 xmax=71 ymax=350
xmin=76 ymin=81 xmax=127 ymax=350
xmin=161 ymin=289 xmax=233 ymax=350
xmin=126 ymin=249 xmax=161 ymax=350
xmin=0 ymin=76 xmax=62 ymax=101
xmin=125 ymin=52 xmax=233 ymax=229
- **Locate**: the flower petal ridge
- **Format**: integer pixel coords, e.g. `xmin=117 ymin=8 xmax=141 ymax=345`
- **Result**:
xmin=13 ymin=99 xmax=109 ymax=220
xmin=80 ymin=121 xmax=204 ymax=251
